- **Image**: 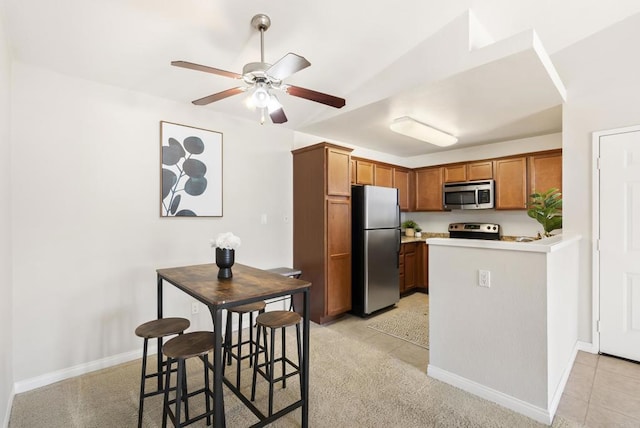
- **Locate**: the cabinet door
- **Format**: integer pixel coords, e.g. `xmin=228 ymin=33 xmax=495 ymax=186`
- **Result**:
xmin=467 ymin=161 xmax=493 ymax=180
xmin=326 ymin=199 xmax=351 ymax=316
xmin=350 ymin=159 xmax=356 ymax=185
xmin=421 ymin=244 xmax=429 ymax=291
xmin=415 ymin=167 xmax=444 ymax=211
xmin=528 ymin=151 xmax=562 ymax=195
xmin=356 ymin=160 xmax=374 ymax=185
xmin=394 ymin=169 xmax=410 ymax=211
xmin=444 ymin=164 xmax=466 ymax=183
xmin=495 ymin=157 xmax=527 ymax=210
xmin=416 ymin=242 xmax=428 ymax=288
xmin=404 ymin=243 xmax=416 ymax=290
xmin=327 ymin=148 xmax=351 ymax=196
xmin=374 ymin=164 xmax=394 ymax=187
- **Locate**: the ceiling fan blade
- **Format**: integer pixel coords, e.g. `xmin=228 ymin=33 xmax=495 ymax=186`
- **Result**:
xmin=267 ymin=94 xmax=288 ymax=124
xmin=266 ymin=53 xmax=311 ymax=81
xmin=286 ymin=85 xmax=346 ymax=108
xmin=171 ymin=61 xmax=242 ymax=79
xmin=269 ymin=107 xmax=288 ymax=124
xmin=192 ymin=87 xmax=245 ymax=105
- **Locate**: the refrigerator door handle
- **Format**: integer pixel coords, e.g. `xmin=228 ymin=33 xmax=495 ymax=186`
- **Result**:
xmin=396 ymin=228 xmax=401 ymax=268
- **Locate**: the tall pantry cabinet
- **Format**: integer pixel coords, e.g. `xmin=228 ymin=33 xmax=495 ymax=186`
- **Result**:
xmin=292 ymin=143 xmax=353 ymax=324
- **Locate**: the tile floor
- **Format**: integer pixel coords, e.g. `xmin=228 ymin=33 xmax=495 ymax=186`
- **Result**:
xmin=322 ymin=293 xmax=640 ymax=427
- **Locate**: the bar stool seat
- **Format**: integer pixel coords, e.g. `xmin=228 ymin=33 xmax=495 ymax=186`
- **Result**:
xmin=267 ymin=267 xmax=302 ymax=311
xmin=162 ymin=331 xmax=216 ymax=428
xmin=223 ymin=300 xmax=266 ymax=389
xmin=267 ymin=267 xmax=302 ymax=278
xmin=135 ymin=317 xmax=190 ymax=428
xmin=251 ymin=310 xmax=302 ymax=417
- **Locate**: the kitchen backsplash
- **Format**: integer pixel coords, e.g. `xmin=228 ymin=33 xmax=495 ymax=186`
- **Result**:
xmin=401 ymin=210 xmax=544 ymax=238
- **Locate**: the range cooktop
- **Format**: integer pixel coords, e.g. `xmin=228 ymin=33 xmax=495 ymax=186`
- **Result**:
xmin=448 ymin=223 xmax=501 ymax=240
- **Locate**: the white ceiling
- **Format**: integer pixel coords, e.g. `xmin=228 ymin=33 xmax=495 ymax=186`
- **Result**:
xmin=3 ymin=0 xmax=640 ymax=157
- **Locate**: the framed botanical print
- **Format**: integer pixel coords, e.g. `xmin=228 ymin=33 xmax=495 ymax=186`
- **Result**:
xmin=160 ymin=121 xmax=223 ymax=217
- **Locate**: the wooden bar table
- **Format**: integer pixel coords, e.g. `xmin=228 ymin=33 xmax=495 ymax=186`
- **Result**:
xmin=156 ymin=263 xmax=311 ymax=428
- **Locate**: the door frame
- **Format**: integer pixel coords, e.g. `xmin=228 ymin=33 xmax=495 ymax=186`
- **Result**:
xmin=591 ymin=124 xmax=640 ymax=354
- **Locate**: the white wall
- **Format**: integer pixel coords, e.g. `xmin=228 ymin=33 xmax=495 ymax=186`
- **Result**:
xmin=0 ymin=5 xmax=14 ymax=426
xmin=552 ymin=11 xmax=640 ymax=342
xmin=10 ymin=62 xmax=296 ymax=385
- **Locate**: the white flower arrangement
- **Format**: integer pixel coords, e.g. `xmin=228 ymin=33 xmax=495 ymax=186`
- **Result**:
xmin=210 ymin=232 xmax=241 ymax=250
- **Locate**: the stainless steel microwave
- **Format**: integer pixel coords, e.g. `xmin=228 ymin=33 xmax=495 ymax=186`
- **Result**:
xmin=443 ymin=180 xmax=495 ymax=210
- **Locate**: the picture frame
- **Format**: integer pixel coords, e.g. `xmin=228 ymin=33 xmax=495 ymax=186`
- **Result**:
xmin=160 ymin=121 xmax=223 ymax=217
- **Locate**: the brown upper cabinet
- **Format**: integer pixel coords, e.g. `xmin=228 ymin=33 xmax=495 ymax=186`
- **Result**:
xmin=348 ymin=149 xmax=559 ymax=212
xmin=327 ymin=147 xmax=351 ymax=196
xmin=494 ymin=156 xmax=528 ymax=209
xmin=374 ymin=164 xmax=394 ymax=187
xmin=528 ymin=151 xmax=562 ymax=195
xmin=444 ymin=160 xmax=494 ymax=182
xmin=415 ymin=166 xmax=444 ymax=211
xmin=494 ymin=150 xmax=562 ymax=210
xmin=394 ymin=168 xmax=412 ymax=211
xmin=443 ymin=164 xmax=467 ymax=183
xmin=467 ymin=161 xmax=493 ymax=181
xmin=354 ymin=160 xmax=374 ymax=185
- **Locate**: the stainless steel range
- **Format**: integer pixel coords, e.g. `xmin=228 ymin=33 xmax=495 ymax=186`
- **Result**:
xmin=448 ymin=222 xmax=501 ymax=240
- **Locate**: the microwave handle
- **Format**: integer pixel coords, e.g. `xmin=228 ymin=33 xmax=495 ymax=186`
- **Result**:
xmin=475 ymin=188 xmax=479 ymax=208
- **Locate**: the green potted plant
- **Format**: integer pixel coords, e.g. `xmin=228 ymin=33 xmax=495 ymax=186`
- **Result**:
xmin=527 ymin=188 xmax=563 ymax=238
xmin=414 ymin=226 xmax=423 ymax=238
xmin=402 ymin=220 xmax=419 ymax=237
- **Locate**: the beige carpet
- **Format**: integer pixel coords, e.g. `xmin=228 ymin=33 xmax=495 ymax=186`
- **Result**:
xmin=367 ymin=292 xmax=429 ymax=349
xmin=9 ymin=316 xmax=579 ymax=428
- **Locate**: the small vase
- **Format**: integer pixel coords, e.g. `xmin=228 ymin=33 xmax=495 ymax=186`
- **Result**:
xmin=215 ymin=248 xmax=235 ymax=279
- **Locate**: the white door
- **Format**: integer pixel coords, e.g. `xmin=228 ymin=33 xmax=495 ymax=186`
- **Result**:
xmin=599 ymin=130 xmax=640 ymax=361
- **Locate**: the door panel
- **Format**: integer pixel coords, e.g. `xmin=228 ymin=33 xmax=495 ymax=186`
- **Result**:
xmin=364 ymin=228 xmax=400 ymax=313
xmin=363 ymin=186 xmax=399 ymax=229
xmin=599 ymin=130 xmax=640 ymax=361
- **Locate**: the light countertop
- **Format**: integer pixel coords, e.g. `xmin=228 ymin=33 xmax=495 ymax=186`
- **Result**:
xmin=425 ymin=232 xmax=581 ymax=253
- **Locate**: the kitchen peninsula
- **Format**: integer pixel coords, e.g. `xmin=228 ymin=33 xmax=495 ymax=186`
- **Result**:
xmin=426 ymin=233 xmax=581 ymax=425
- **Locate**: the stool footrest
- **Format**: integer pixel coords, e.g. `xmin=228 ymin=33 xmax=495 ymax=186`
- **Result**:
xmin=254 ymin=357 xmax=300 ymax=383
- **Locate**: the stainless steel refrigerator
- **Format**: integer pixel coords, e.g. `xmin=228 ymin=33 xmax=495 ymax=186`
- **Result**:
xmin=351 ymin=185 xmax=401 ymax=316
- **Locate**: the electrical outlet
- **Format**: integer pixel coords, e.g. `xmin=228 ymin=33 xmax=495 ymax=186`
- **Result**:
xmin=478 ymin=269 xmax=491 ymax=287
xmin=191 ymin=302 xmax=199 ymax=314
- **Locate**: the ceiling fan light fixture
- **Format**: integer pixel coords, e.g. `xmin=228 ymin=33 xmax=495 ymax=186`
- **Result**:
xmin=389 ymin=116 xmax=458 ymax=147
xmin=252 ymin=84 xmax=270 ymax=109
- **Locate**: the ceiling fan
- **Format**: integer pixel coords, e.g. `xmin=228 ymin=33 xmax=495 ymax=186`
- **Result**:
xmin=171 ymin=13 xmax=346 ymax=124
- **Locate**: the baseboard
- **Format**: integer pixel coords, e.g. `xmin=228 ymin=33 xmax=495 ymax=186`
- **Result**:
xmin=427 ymin=365 xmax=552 ymax=425
xmin=12 ymin=309 xmax=281 ymax=395
xmin=576 ymin=340 xmax=598 ymax=354
xmin=547 ymin=342 xmax=580 ymax=419
xmin=2 ymin=385 xmax=15 ymax=428
xmin=14 ymin=347 xmax=147 ymax=394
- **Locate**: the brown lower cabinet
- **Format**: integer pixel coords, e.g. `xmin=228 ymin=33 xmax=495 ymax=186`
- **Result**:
xmin=400 ymin=242 xmax=428 ymax=293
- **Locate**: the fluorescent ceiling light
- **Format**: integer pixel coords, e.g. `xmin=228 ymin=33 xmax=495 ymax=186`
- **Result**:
xmin=389 ymin=116 xmax=458 ymax=147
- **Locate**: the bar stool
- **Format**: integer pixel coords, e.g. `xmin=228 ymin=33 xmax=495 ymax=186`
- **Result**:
xmin=135 ymin=317 xmax=190 ymax=428
xmin=266 ymin=267 xmax=302 ymax=311
xmin=223 ymin=301 xmax=266 ymax=388
xmin=162 ymin=331 xmax=216 ymax=428
xmin=266 ymin=267 xmax=302 ymax=279
xmin=251 ymin=310 xmax=302 ymax=416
